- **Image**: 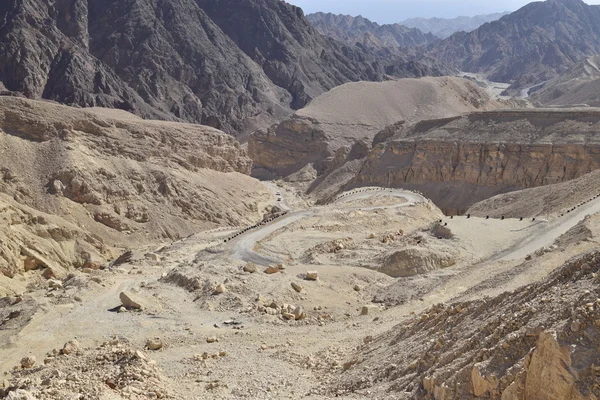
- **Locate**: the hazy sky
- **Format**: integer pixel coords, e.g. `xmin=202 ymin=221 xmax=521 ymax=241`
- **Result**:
xmin=287 ymin=0 xmax=600 ymax=23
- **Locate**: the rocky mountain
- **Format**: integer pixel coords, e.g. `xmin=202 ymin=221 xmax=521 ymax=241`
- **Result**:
xmin=399 ymin=12 xmax=510 ymax=39
xmin=306 ymin=12 xmax=438 ymax=50
xmin=426 ymin=0 xmax=600 ymax=89
xmin=530 ymin=54 xmax=600 ymax=107
xmin=335 ymin=247 xmax=600 ymax=400
xmin=352 ymin=109 xmax=600 ymax=213
xmin=0 ymin=0 xmax=438 ymax=136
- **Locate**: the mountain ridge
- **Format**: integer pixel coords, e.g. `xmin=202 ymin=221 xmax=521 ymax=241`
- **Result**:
xmin=0 ymin=0 xmax=440 ymax=136
xmin=425 ymin=0 xmax=600 ymax=88
xmin=306 ymin=12 xmax=438 ymax=50
xmin=399 ymin=12 xmax=510 ymax=38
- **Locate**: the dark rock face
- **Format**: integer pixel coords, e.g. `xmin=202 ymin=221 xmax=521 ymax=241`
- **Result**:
xmin=306 ymin=12 xmax=438 ymax=50
xmin=0 ymin=0 xmax=439 ymax=135
xmin=426 ymin=0 xmax=600 ymax=89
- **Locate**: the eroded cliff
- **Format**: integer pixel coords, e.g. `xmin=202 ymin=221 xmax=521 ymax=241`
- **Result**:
xmin=352 ymin=109 xmax=600 ymax=213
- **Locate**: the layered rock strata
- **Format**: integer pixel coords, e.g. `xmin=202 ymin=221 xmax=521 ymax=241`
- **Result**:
xmin=353 ymin=109 xmax=600 ymax=213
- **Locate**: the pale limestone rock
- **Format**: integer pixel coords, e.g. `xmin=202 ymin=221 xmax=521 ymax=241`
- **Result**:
xmin=61 ymin=340 xmax=79 ymax=355
xmin=360 ymin=305 xmax=379 ymax=316
xmin=305 ymin=271 xmax=318 ymax=281
xmin=214 ymin=283 xmax=227 ymax=294
xmin=146 ymin=338 xmax=163 ymax=351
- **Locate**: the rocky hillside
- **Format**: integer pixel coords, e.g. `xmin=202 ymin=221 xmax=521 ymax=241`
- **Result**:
xmin=530 ymin=54 xmax=600 ymax=107
xmin=426 ymin=0 xmax=600 ymax=89
xmin=249 ymin=76 xmax=499 ymax=200
xmin=400 ymin=12 xmax=510 ymax=39
xmin=0 ymin=0 xmax=437 ymax=136
xmin=306 ymin=12 xmax=438 ymax=50
xmin=0 ymin=97 xmax=270 ymax=295
xmin=334 ymin=248 xmax=600 ymax=399
xmin=352 ymin=109 xmax=600 ymax=213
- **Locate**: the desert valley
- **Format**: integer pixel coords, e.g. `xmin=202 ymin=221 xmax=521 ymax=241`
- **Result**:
xmin=1 ymin=0 xmax=600 ymax=399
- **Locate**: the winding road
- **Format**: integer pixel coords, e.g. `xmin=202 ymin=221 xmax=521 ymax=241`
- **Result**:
xmin=227 ymin=185 xmax=600 ymax=267
xmin=230 ymin=188 xmax=426 ymax=265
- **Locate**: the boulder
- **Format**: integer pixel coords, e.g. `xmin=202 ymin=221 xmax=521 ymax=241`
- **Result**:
xmin=291 ymin=282 xmax=303 ymax=293
xmin=60 ymin=340 xmax=79 ymax=355
xmin=243 ymin=264 xmax=257 ymax=273
xmin=305 ymin=271 xmax=318 ymax=281
xmin=360 ymin=305 xmax=379 ymax=316
xmin=214 ymin=284 xmax=227 ymax=294
xmin=264 ymin=266 xmax=281 ymax=274
xmin=119 ymin=291 xmax=143 ymax=310
xmin=146 ymin=338 xmax=164 ymax=351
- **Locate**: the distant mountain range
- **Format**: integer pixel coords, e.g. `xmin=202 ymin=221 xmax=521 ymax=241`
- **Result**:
xmin=399 ymin=12 xmax=511 ymax=39
xmin=306 ymin=13 xmax=438 ymax=50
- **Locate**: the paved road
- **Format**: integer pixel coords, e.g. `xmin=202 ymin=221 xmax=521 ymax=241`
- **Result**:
xmin=231 ymin=188 xmax=426 ymax=265
xmin=497 ymin=196 xmax=600 ymax=261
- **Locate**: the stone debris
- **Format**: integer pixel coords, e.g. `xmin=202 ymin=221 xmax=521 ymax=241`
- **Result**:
xmin=292 ymin=305 xmax=304 ymax=320
xmin=207 ymin=337 xmax=218 ymax=343
xmin=9 ymin=339 xmax=170 ymax=398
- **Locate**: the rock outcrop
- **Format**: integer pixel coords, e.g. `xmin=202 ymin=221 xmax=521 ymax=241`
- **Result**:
xmin=353 ymin=109 xmax=600 ymax=213
xmin=334 ymin=249 xmax=600 ymax=400
xmin=426 ymin=0 xmax=600 ymax=89
xmin=249 ymin=76 xmax=499 ymax=200
xmin=0 ymin=0 xmax=439 ymax=135
xmin=380 ymin=247 xmax=456 ymax=278
xmin=0 ymin=97 xmax=270 ymax=290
